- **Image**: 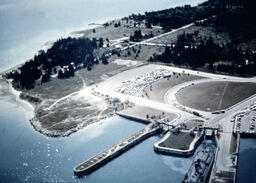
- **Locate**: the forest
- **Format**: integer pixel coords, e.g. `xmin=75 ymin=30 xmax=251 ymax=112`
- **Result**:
xmin=5 ymin=37 xmax=105 ymax=89
xmin=147 ymin=0 xmax=256 ymax=76
xmin=149 ymin=32 xmax=256 ymax=76
xmin=198 ymin=0 xmax=256 ymax=43
xmin=128 ymin=2 xmax=216 ymax=32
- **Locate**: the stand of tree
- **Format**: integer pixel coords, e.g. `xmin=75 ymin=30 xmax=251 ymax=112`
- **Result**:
xmin=5 ymin=37 xmax=106 ymax=89
xmin=149 ymin=34 xmax=256 ymax=77
xmin=128 ymin=2 xmax=217 ymax=32
xmin=129 ymin=29 xmax=154 ymax=42
xmin=196 ymin=0 xmax=256 ymax=44
xmin=128 ymin=0 xmax=256 ymax=45
xmin=142 ymin=0 xmax=256 ymax=77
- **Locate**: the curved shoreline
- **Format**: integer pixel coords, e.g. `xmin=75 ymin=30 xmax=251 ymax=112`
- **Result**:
xmin=29 ymin=113 xmax=116 ymax=138
xmin=0 ymin=16 xmax=123 ymax=138
xmin=0 ymin=75 xmax=114 ymax=138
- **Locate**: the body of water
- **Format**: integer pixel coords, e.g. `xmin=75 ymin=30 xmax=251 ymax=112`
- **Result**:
xmin=0 ymin=0 xmax=216 ymax=182
xmin=237 ymin=138 xmax=256 ymax=183
xmin=0 ymin=0 xmax=205 ymax=72
xmin=0 ymin=82 xmax=202 ymax=183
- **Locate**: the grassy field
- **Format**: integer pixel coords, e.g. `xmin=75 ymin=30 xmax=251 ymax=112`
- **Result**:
xmin=148 ymin=25 xmax=231 ymax=46
xmin=21 ymin=61 xmax=142 ymax=136
xmin=71 ymin=19 xmax=163 ymax=41
xmin=176 ymin=81 xmax=256 ymax=112
xmin=110 ymin=44 xmax=164 ymax=62
xmin=143 ymin=73 xmax=204 ymax=103
xmin=25 ymin=62 xmax=132 ymax=100
xmin=158 ymin=131 xmax=195 ymax=150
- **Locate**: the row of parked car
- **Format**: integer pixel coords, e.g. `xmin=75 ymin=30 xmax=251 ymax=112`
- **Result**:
xmin=232 ymin=102 xmax=256 ymax=134
xmin=115 ymin=69 xmax=174 ymax=97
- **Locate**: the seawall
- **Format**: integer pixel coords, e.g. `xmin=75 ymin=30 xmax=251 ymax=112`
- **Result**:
xmin=74 ymin=122 xmax=160 ymax=176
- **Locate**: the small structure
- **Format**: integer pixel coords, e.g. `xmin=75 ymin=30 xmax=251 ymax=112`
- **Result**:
xmin=205 ymin=129 xmax=214 ymax=139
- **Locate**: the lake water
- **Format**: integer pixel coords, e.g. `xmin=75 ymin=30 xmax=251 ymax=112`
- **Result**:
xmin=0 ymin=0 xmax=223 ymax=182
xmin=0 ymin=0 xmax=205 ymax=72
xmin=0 ymin=85 xmax=203 ymax=183
xmin=237 ymin=138 xmax=256 ymax=183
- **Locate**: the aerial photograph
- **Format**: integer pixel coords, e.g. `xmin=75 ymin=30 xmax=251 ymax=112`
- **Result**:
xmin=1 ymin=0 xmax=256 ymax=182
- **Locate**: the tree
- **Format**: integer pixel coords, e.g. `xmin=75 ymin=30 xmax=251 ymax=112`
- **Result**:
xmin=41 ymin=73 xmax=51 ymax=83
xmin=130 ymin=29 xmax=143 ymax=42
xmin=58 ymin=70 xmax=64 ymax=79
xmin=145 ymin=21 xmax=152 ymax=28
xmin=99 ymin=38 xmax=104 ymax=47
xmin=102 ymin=55 xmax=109 ymax=65
xmin=68 ymin=65 xmax=75 ymax=77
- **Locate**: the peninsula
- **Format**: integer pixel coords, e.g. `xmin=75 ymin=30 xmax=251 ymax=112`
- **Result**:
xmin=1 ymin=0 xmax=256 ymax=182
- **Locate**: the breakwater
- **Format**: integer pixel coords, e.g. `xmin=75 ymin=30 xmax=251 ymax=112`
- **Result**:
xmin=74 ymin=122 xmax=160 ymax=176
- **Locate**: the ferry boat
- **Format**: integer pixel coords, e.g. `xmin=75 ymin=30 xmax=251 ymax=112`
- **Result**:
xmin=183 ymin=145 xmax=215 ymax=183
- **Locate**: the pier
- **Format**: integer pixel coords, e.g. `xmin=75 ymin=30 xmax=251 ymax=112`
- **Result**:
xmin=74 ymin=122 xmax=160 ymax=176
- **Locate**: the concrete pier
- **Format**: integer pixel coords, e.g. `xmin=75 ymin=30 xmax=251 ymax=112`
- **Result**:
xmin=154 ymin=130 xmax=203 ymax=157
xmin=74 ymin=122 xmax=160 ymax=176
xmin=209 ymin=133 xmax=240 ymax=183
xmin=116 ymin=112 xmax=151 ymax=124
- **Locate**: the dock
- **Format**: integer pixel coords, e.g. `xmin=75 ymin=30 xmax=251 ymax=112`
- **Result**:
xmin=74 ymin=122 xmax=160 ymax=176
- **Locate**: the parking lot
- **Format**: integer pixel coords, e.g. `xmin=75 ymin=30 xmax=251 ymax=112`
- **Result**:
xmin=114 ymin=68 xmax=173 ymax=97
xmin=233 ymin=104 xmax=256 ymax=134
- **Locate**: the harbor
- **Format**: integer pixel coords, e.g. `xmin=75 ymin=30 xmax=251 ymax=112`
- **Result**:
xmin=74 ymin=108 xmax=219 ymax=180
xmin=74 ymin=122 xmax=161 ymax=176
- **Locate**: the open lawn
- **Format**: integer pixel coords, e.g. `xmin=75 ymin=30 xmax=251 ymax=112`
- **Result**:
xmin=143 ymin=73 xmax=204 ymax=103
xmin=148 ymin=25 xmax=230 ymax=46
xmin=176 ymin=81 xmax=256 ymax=112
xmin=71 ymin=19 xmax=163 ymax=41
xmin=158 ymin=131 xmax=195 ymax=150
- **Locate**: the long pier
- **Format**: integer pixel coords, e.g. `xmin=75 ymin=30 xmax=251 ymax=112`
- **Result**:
xmin=74 ymin=122 xmax=160 ymax=176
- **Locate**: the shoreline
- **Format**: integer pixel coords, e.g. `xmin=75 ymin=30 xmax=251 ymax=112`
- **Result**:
xmin=1 ymin=0 xmax=252 ymax=140
xmin=0 ymin=15 xmax=119 ymax=75
xmin=0 ymin=15 xmax=123 ymax=138
xmin=3 ymin=76 xmax=118 ymax=138
xmin=5 ymin=78 xmax=34 ymax=119
xmin=29 ymin=112 xmax=117 ymax=138
xmin=0 ymin=58 xmax=143 ymax=138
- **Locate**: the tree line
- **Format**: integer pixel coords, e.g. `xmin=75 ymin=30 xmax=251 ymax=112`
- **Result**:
xmin=128 ymin=2 xmax=217 ymax=32
xmin=197 ymin=0 xmax=256 ymax=43
xmin=149 ymin=33 xmax=256 ymax=76
xmin=5 ymin=37 xmax=106 ymax=89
